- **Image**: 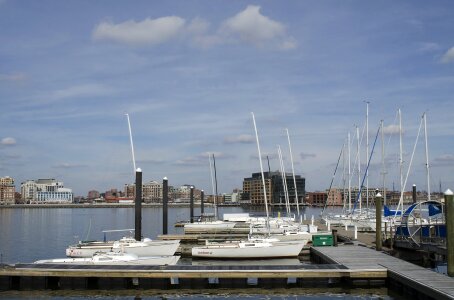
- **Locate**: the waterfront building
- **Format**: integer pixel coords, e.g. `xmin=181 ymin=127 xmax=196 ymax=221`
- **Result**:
xmin=20 ymin=178 xmax=73 ymax=203
xmin=143 ymin=181 xmax=162 ymax=203
xmin=307 ymin=192 xmax=327 ymax=207
xmin=87 ymin=190 xmax=100 ymax=200
xmin=242 ymin=171 xmax=305 ymax=206
xmin=0 ymin=176 xmax=15 ymax=205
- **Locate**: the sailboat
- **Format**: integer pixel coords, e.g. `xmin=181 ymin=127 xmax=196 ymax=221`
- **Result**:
xmin=37 ymin=251 xmax=180 ymax=266
xmin=66 ymin=114 xmax=180 ymax=258
xmin=66 ymin=230 xmax=180 ymax=258
xmin=192 ymin=113 xmax=306 ymax=258
xmin=183 ymin=153 xmax=236 ymax=232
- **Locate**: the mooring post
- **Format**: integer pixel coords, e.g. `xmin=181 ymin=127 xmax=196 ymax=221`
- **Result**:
xmin=135 ymin=168 xmax=142 ymax=241
xmin=201 ymin=190 xmax=205 ymax=215
xmin=311 ymin=215 xmax=314 ymax=226
xmin=162 ymin=177 xmax=168 ymax=235
xmin=354 ymin=225 xmax=358 ymax=240
xmin=190 ymin=186 xmax=194 ymax=223
xmin=445 ymin=189 xmax=454 ymax=277
xmin=375 ymin=192 xmax=383 ymax=251
xmin=412 ymin=184 xmax=417 ymax=204
xmin=332 ymin=229 xmax=338 ymax=246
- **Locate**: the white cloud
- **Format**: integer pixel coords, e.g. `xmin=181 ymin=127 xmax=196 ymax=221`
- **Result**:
xmin=53 ymin=163 xmax=86 ymax=169
xmin=441 ymin=46 xmax=454 ymax=63
xmin=0 ymin=72 xmax=26 ymax=81
xmin=0 ymin=137 xmax=16 ymax=145
xmin=220 ymin=5 xmax=296 ymax=49
xmin=51 ymin=84 xmax=112 ymax=100
xmin=383 ymin=124 xmax=401 ymax=135
xmin=224 ymin=134 xmax=254 ymax=144
xmin=93 ymin=16 xmax=186 ymax=46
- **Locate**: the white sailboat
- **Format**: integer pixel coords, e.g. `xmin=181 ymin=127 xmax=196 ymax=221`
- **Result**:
xmin=192 ymin=239 xmax=305 ymax=258
xmin=66 ymin=232 xmax=180 ymax=258
xmin=191 ymin=113 xmax=306 ymax=258
xmin=66 ymin=114 xmax=180 ymax=258
xmin=183 ymin=153 xmax=237 ymax=232
xmin=37 ymin=252 xmax=180 ymax=266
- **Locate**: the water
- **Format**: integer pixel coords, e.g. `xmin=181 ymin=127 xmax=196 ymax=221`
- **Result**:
xmin=0 ymin=206 xmax=395 ymax=299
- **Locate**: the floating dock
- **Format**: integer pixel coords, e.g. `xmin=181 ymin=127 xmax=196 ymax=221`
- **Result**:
xmin=312 ymin=245 xmax=454 ymax=300
xmin=1 ymin=245 xmax=453 ymax=300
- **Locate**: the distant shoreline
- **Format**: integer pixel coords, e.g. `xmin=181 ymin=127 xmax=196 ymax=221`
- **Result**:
xmin=0 ymin=203 xmax=228 ymax=209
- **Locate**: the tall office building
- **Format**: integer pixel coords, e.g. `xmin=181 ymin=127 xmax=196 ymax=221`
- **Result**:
xmin=242 ymin=171 xmax=305 ymax=206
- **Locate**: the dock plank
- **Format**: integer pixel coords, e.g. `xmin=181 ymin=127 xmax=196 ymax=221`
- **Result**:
xmin=312 ymin=245 xmax=454 ymax=300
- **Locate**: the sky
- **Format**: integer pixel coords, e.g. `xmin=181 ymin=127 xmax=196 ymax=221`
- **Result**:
xmin=1 ymin=0 xmax=454 ymax=197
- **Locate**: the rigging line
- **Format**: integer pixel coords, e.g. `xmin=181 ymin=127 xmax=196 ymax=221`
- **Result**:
xmin=321 ymin=141 xmax=344 ymax=216
xmin=394 ymin=115 xmax=424 ymax=219
xmin=351 ymin=124 xmax=381 ymax=214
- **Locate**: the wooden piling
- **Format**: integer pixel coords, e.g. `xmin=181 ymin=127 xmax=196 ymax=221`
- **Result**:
xmin=190 ymin=186 xmax=194 ymax=223
xmin=163 ymin=177 xmax=168 ymax=235
xmin=445 ymin=189 xmax=454 ymax=277
xmin=375 ymin=192 xmax=383 ymax=251
xmin=201 ymin=190 xmax=204 ymax=214
xmin=135 ymin=168 xmax=142 ymax=241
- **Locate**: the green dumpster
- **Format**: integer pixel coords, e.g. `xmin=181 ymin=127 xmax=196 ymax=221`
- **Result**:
xmin=312 ymin=234 xmax=333 ymax=246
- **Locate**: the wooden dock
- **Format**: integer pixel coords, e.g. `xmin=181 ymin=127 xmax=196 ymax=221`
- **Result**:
xmin=312 ymin=245 xmax=454 ymax=300
xmin=0 ymin=261 xmax=385 ymax=290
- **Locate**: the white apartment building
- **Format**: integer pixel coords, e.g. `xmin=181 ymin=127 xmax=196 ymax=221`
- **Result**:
xmin=21 ymin=178 xmax=73 ymax=203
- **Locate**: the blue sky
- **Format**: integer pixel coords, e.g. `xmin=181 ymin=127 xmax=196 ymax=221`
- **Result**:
xmin=1 ymin=0 xmax=454 ymax=197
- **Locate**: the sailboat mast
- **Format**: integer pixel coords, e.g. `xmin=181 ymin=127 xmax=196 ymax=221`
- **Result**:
xmin=286 ymin=128 xmax=300 ymax=216
xmin=423 ymin=113 xmax=431 ymax=201
xmin=208 ymin=154 xmax=217 ymax=219
xmin=399 ymin=109 xmax=404 ymax=214
xmin=348 ymin=132 xmax=352 ymax=212
xmin=381 ymin=120 xmax=387 ymax=205
xmin=357 ymin=125 xmax=361 ymax=212
xmin=365 ymin=101 xmax=369 ymax=213
xmin=277 ymin=145 xmax=290 ymax=215
xmin=125 ymin=113 xmax=136 ymax=175
xmin=251 ymin=112 xmax=270 ymax=226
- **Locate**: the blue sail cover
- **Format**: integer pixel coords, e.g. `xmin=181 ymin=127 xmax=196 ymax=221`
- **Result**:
xmin=428 ymin=204 xmax=442 ymax=216
xmin=384 ymin=205 xmax=402 ymax=217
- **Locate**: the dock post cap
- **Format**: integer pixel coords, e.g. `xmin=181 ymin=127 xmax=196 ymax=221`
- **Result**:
xmin=445 ymin=189 xmax=453 ymax=196
xmin=136 ymin=168 xmax=142 ymax=172
xmin=163 ymin=177 xmax=168 ymax=180
xmin=413 ymin=184 xmax=416 ymax=186
xmin=375 ymin=192 xmax=382 ymax=198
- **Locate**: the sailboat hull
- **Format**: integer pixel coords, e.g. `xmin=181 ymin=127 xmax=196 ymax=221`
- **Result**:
xmin=191 ymin=240 xmax=306 ymax=258
xmin=66 ymin=240 xmax=180 ymax=258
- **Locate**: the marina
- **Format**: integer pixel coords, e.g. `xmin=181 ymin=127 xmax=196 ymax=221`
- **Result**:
xmin=1 ymin=244 xmax=453 ymax=300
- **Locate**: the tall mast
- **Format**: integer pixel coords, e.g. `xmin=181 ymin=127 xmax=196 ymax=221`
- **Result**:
xmin=348 ymin=132 xmax=352 ymax=212
xmin=357 ymin=125 xmax=361 ymax=212
xmin=399 ymin=109 xmax=404 ymax=212
xmin=423 ymin=113 xmax=431 ymax=201
xmin=286 ymin=128 xmax=300 ymax=216
xmin=381 ymin=120 xmax=387 ymax=205
xmin=125 ymin=113 xmax=136 ymax=175
xmin=208 ymin=154 xmax=217 ymax=219
xmin=342 ymin=140 xmax=347 ymax=211
xmin=365 ymin=101 xmax=369 ymax=213
xmin=251 ymin=112 xmax=270 ymax=226
xmin=278 ymin=145 xmax=290 ymax=216
xmin=212 ymin=153 xmax=219 ymax=217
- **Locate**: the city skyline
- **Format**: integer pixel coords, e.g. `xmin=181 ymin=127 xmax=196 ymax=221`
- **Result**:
xmin=1 ymin=1 xmax=454 ymax=196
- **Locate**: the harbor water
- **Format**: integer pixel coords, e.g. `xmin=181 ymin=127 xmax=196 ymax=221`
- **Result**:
xmin=0 ymin=206 xmax=395 ymax=299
